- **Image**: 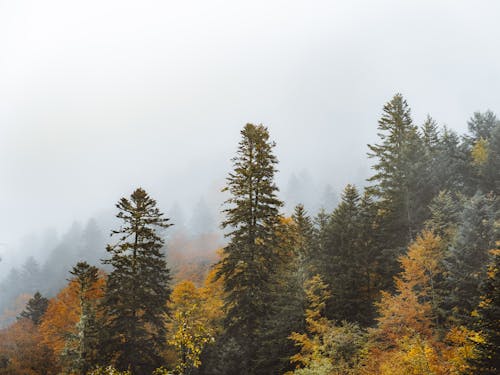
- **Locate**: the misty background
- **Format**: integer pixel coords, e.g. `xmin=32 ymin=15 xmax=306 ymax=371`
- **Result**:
xmin=1 ymin=0 xmax=499 ymax=284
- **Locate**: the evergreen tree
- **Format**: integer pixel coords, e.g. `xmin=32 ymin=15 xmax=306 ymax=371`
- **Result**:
xmin=62 ymin=262 xmax=100 ymax=374
xmin=433 ymin=127 xmax=470 ymax=194
xmin=367 ymin=93 xmax=426 ymax=247
xmin=424 ymin=190 xmax=462 ymax=244
xmin=19 ymin=291 xmax=48 ymax=325
xmin=255 ymin=217 xmax=307 ymax=374
xmin=311 ymin=209 xmax=331 ymax=281
xmin=323 ymin=185 xmax=363 ymax=322
xmin=292 ymin=204 xmax=315 ymax=280
xmin=216 ymin=123 xmax=283 ymax=374
xmin=466 ymin=110 xmax=499 ymax=145
xmin=480 ymin=121 xmax=500 ymax=195
xmin=102 ymin=188 xmax=172 ymax=374
xmin=468 ymin=246 xmax=500 ymax=374
xmin=444 ymin=193 xmax=497 ymax=324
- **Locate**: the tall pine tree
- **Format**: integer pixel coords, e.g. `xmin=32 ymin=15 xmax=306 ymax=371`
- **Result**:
xmin=367 ymin=94 xmax=428 ymax=290
xmin=216 ymin=123 xmax=283 ymax=374
xmin=102 ymin=188 xmax=172 ymax=374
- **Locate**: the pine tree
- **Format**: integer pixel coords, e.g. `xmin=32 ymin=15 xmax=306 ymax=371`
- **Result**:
xmin=445 ymin=193 xmax=497 ymax=324
xmin=216 ymin=123 xmax=283 ymax=374
xmin=468 ymin=246 xmax=500 ymax=374
xmin=480 ymin=121 xmax=500 ymax=194
xmin=62 ymin=261 xmax=101 ymax=374
xmin=19 ymin=291 xmax=48 ymax=325
xmin=292 ymin=204 xmax=315 ymax=281
xmin=102 ymin=188 xmax=172 ymax=374
xmin=367 ymin=93 xmax=426 ymax=247
xmin=255 ymin=216 xmax=308 ymax=374
xmin=434 ymin=127 xmax=470 ymax=194
xmin=424 ymin=190 xmax=462 ymax=244
xmin=323 ymin=185 xmax=363 ymax=322
xmin=466 ymin=111 xmax=499 ymax=145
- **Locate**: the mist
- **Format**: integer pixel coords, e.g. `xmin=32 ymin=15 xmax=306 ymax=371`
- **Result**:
xmin=1 ymin=0 xmax=499 ymax=272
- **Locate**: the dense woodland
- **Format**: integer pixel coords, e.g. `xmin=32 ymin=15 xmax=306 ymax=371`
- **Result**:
xmin=0 ymin=94 xmax=499 ymax=374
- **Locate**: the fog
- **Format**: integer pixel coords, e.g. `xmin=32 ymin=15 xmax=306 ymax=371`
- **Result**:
xmin=1 ymin=0 xmax=500 ymax=273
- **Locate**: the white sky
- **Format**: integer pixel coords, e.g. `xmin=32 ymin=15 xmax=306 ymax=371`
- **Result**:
xmin=1 ymin=0 xmax=499 ymax=258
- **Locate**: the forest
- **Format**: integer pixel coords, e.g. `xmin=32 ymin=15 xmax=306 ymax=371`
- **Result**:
xmin=0 ymin=93 xmax=499 ymax=375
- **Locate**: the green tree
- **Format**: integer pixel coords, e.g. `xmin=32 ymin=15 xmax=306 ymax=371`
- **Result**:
xmin=367 ymin=94 xmax=430 ymax=295
xmin=216 ymin=123 xmax=283 ymax=374
xmin=255 ymin=216 xmax=308 ymax=374
xmin=18 ymin=291 xmax=48 ymax=325
xmin=424 ymin=190 xmax=462 ymax=244
xmin=445 ymin=193 xmax=497 ymax=324
xmin=480 ymin=120 xmax=500 ymax=194
xmin=367 ymin=93 xmax=426 ymax=247
xmin=323 ymin=185 xmax=366 ymax=323
xmin=468 ymin=246 xmax=500 ymax=374
xmin=102 ymin=188 xmax=172 ymax=374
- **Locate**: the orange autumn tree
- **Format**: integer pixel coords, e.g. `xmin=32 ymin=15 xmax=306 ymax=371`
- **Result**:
xmin=375 ymin=231 xmax=443 ymax=343
xmin=39 ymin=270 xmax=105 ymax=360
xmin=0 ymin=318 xmax=58 ymax=375
xmin=364 ymin=230 xmax=476 ymax=374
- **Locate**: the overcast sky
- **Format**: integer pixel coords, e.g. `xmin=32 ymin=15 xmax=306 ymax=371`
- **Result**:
xmin=1 ymin=0 xmax=499 ymax=262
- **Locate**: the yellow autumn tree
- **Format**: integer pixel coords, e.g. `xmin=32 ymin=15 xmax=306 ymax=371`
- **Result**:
xmin=166 ymin=280 xmax=213 ymax=374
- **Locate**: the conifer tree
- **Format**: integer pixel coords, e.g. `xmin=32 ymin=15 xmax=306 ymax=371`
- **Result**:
xmin=216 ymin=123 xmax=283 ymax=374
xmin=19 ymin=291 xmax=48 ymax=325
xmin=367 ymin=94 xmax=431 ymax=296
xmin=255 ymin=217 xmax=307 ymax=374
xmin=292 ymin=204 xmax=315 ymax=280
xmin=445 ymin=193 xmax=497 ymax=324
xmin=434 ymin=127 xmax=470 ymax=194
xmin=62 ymin=262 xmax=100 ymax=374
xmin=468 ymin=246 xmax=500 ymax=374
xmin=424 ymin=190 xmax=462 ymax=244
xmin=323 ymin=185 xmax=364 ymax=322
xmin=367 ymin=93 xmax=426 ymax=247
xmin=480 ymin=121 xmax=500 ymax=194
xmin=102 ymin=188 xmax=172 ymax=374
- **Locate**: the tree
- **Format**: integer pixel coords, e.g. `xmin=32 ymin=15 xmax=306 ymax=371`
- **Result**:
xmin=216 ymin=123 xmax=283 ymax=374
xmin=0 ymin=318 xmax=58 ymax=375
xmin=167 ymin=281 xmax=212 ymax=375
xmin=255 ymin=217 xmax=307 ymax=374
xmin=288 ymin=275 xmax=366 ymax=375
xmin=424 ymin=190 xmax=462 ymax=244
xmin=18 ymin=291 xmax=48 ymax=325
xmin=374 ymin=231 xmax=443 ymax=346
xmin=479 ymin=120 xmax=500 ymax=194
xmin=444 ymin=193 xmax=497 ymax=324
xmin=468 ymin=246 xmax=500 ymax=374
xmin=101 ymin=188 xmax=172 ymax=374
xmin=323 ymin=185 xmax=377 ymax=325
xmin=39 ymin=268 xmax=105 ymax=370
xmin=367 ymin=93 xmax=427 ymax=248
xmin=61 ymin=262 xmax=101 ymax=374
